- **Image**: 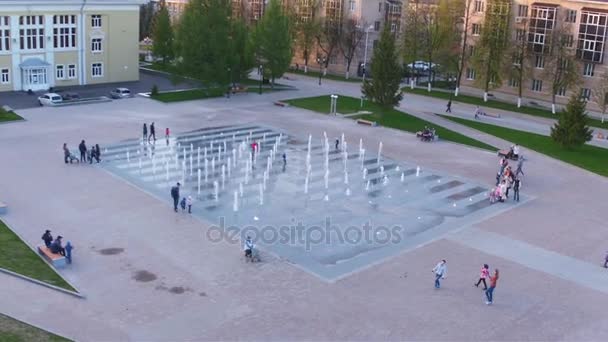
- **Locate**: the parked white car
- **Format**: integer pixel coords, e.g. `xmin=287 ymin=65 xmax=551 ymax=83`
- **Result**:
xmin=38 ymin=93 xmax=63 ymax=106
xmin=110 ymin=87 xmax=131 ymax=99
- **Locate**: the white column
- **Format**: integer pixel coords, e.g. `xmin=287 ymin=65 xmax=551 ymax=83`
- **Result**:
xmin=10 ymin=15 xmax=21 ymax=91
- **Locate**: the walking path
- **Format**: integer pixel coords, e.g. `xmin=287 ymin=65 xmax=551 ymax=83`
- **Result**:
xmin=1 ymin=73 xmax=608 ymax=340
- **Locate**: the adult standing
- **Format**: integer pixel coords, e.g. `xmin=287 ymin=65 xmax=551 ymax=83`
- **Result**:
xmin=63 ymin=143 xmax=69 ymax=164
xmin=170 ymin=182 xmax=181 ymax=212
xmin=143 ymin=123 xmax=148 ymax=142
xmin=94 ymin=144 xmax=101 ymax=163
xmin=78 ymin=140 xmax=87 ymax=163
xmin=485 ymin=269 xmax=499 ymax=305
xmin=41 ymin=230 xmax=53 ymax=247
xmin=513 ymin=177 xmax=521 ymax=202
xmin=515 ymin=157 xmax=525 ymax=176
xmin=432 ymin=259 xmax=447 ymax=289
xmin=149 ymin=122 xmax=156 ymax=141
xmin=446 ymin=100 xmax=452 ymax=113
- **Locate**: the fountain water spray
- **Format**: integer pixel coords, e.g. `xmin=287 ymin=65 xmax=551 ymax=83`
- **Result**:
xmin=359 ymin=138 xmax=363 ymax=154
xmin=345 ymin=188 xmax=351 ymax=196
xmin=304 ymin=175 xmax=309 ymax=194
xmin=197 ymin=147 xmax=201 ymax=168
xmin=383 ymin=175 xmax=389 ymax=186
xmin=344 ymin=171 xmax=349 ymax=185
xmin=324 ymin=170 xmax=329 ymax=189
xmin=416 ymin=166 xmax=421 ymax=177
xmin=221 ymin=165 xmax=226 ymax=189
xmin=239 ymin=182 xmax=244 ymax=197
xmin=377 ymin=142 xmax=383 ymax=165
xmin=211 ymin=157 xmax=215 ymax=175
xmin=165 ymin=162 xmax=169 ymax=181
xmin=233 ymin=191 xmax=239 ymax=212
xmin=190 ymin=153 xmax=193 ymax=176
xmin=227 ymin=157 xmax=232 ymax=177
xmin=360 ymin=149 xmax=366 ymax=169
xmin=127 ymin=151 xmax=130 ymax=163
xmin=213 ymin=181 xmax=219 ymax=201
xmin=138 ymin=157 xmax=142 ymax=172
xmin=366 ymin=180 xmax=371 ymax=191
xmin=204 ymin=159 xmax=209 ymax=183
xmin=259 ymin=184 xmax=264 ymax=205
xmin=363 ymin=168 xmax=368 ymax=180
xmin=401 ymin=172 xmax=405 ymax=182
xmin=197 ymin=169 xmax=201 ymax=195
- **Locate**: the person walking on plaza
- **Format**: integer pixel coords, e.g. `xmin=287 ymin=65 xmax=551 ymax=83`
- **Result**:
xmin=513 ymin=177 xmax=521 ymax=202
xmin=485 ymin=269 xmax=499 ymax=305
xmin=474 ymin=106 xmax=481 ymax=119
xmin=180 ymin=197 xmax=187 ymax=212
xmin=187 ymin=196 xmax=193 ymax=214
xmin=475 ymin=264 xmax=490 ymax=290
xmin=170 ymin=182 xmax=180 ymax=212
xmin=78 ymin=140 xmax=87 ymax=163
xmin=65 ymin=241 xmax=74 ymax=264
xmin=432 ymin=259 xmax=447 ymax=289
xmin=143 ymin=123 xmax=148 ymax=142
xmin=516 ymin=157 xmax=525 ymax=176
xmin=149 ymin=122 xmax=156 ymax=142
xmin=63 ymin=143 xmax=70 ymax=164
xmin=603 ymin=252 xmax=608 ymax=268
xmin=41 ymin=229 xmax=53 ymax=247
xmin=335 ymin=138 xmax=340 ymax=150
xmin=446 ymin=100 xmax=452 ymax=113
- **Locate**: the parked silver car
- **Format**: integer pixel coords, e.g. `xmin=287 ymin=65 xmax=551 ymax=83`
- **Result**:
xmin=110 ymin=87 xmax=131 ymax=99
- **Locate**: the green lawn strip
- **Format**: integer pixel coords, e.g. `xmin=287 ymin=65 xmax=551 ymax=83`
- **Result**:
xmin=0 ymin=220 xmax=75 ymax=292
xmin=284 ymin=95 xmax=497 ymax=151
xmin=151 ymin=88 xmax=226 ymax=103
xmin=288 ymin=69 xmax=362 ymax=83
xmin=403 ymin=87 xmax=608 ymax=129
xmin=0 ymin=313 xmax=71 ymax=342
xmin=441 ymin=114 xmax=608 ymax=177
xmin=0 ymin=108 xmax=24 ymax=123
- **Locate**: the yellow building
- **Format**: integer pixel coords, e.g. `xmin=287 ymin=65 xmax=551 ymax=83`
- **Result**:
xmin=0 ymin=0 xmax=144 ymax=93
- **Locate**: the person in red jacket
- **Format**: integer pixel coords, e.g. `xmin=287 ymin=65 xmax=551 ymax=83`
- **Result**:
xmin=485 ymin=269 xmax=499 ymax=305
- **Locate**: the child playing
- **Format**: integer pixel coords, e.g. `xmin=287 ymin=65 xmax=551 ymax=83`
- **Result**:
xmin=165 ymin=127 xmax=170 ymax=139
xmin=187 ymin=196 xmax=193 ymax=214
xmin=180 ymin=197 xmax=186 ymax=212
xmin=475 ymin=264 xmax=490 ymax=290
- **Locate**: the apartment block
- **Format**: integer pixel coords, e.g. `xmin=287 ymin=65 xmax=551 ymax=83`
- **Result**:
xmin=0 ymin=0 xmax=143 ymax=93
xmin=462 ymin=0 xmax=608 ymax=109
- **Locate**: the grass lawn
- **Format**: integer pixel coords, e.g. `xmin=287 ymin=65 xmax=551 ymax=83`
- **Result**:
xmin=0 ymin=108 xmax=24 ymax=123
xmin=288 ymin=69 xmax=362 ymax=83
xmin=284 ymin=95 xmax=497 ymax=151
xmin=441 ymin=115 xmax=608 ymax=177
xmin=0 ymin=220 xmax=75 ymax=292
xmin=0 ymin=313 xmax=70 ymax=342
xmin=403 ymin=87 xmax=608 ymax=129
xmin=151 ymin=88 xmax=226 ymax=103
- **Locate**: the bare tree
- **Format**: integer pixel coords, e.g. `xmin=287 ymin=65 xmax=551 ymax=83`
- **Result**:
xmin=508 ymin=16 xmax=534 ymax=108
xmin=293 ymin=0 xmax=321 ymax=72
xmin=403 ymin=0 xmax=422 ymax=89
xmin=541 ymin=17 xmax=580 ymax=114
xmin=592 ymin=71 xmax=608 ymax=123
xmin=315 ymin=19 xmax=342 ymax=76
xmin=340 ymin=17 xmax=365 ymax=79
xmin=454 ymin=0 xmax=473 ymax=97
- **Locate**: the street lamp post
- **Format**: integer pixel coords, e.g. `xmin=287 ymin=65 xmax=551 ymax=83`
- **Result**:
xmin=361 ymin=25 xmax=374 ymax=107
xmin=227 ymin=67 xmax=231 ymax=98
xmin=259 ymin=64 xmax=263 ymax=95
xmin=317 ymin=55 xmax=326 ymax=85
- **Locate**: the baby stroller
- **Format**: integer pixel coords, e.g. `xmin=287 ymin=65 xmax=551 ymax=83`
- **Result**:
xmin=489 ymin=187 xmax=501 ymax=204
xmin=67 ymin=152 xmax=79 ymax=163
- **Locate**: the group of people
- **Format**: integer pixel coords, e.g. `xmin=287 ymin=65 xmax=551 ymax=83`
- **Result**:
xmin=63 ymin=140 xmax=101 ymax=164
xmin=41 ymin=229 xmax=74 ymax=263
xmin=170 ymin=182 xmax=193 ymax=213
xmin=491 ymin=146 xmax=524 ymax=203
xmin=416 ymin=126 xmax=437 ymax=142
xmin=433 ymin=260 xmax=500 ymax=305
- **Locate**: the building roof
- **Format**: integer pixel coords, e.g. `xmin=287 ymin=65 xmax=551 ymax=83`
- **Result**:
xmin=19 ymin=58 xmax=51 ymax=69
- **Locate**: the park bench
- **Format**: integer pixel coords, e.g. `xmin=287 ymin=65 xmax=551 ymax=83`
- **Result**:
xmin=231 ymin=85 xmax=248 ymax=94
xmin=0 ymin=201 xmax=6 ymax=214
xmin=356 ymin=118 xmax=377 ymax=127
xmin=37 ymin=246 xmax=66 ymax=268
xmin=274 ymin=101 xmax=289 ymax=107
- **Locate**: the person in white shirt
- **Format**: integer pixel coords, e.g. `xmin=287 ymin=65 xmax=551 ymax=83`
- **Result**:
xmin=512 ymin=144 xmax=520 ymax=158
xmin=433 ymin=259 xmax=447 ymax=288
xmin=244 ymin=236 xmax=255 ymax=259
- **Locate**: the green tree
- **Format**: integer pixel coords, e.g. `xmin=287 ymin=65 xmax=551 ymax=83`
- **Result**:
xmin=228 ymin=17 xmax=255 ymax=84
xmin=454 ymin=0 xmax=473 ymax=97
xmin=419 ymin=0 xmax=455 ymax=91
xmin=151 ymin=1 xmax=174 ymax=64
xmin=294 ymin=0 xmax=321 ymax=73
xmin=403 ymin=1 xmax=422 ymax=89
xmin=362 ymin=25 xmax=403 ymax=108
xmin=550 ymin=94 xmax=593 ymax=148
xmin=252 ymin=0 xmax=293 ymax=87
xmin=176 ymin=0 xmax=233 ymax=87
xmin=471 ymin=0 xmax=511 ymax=102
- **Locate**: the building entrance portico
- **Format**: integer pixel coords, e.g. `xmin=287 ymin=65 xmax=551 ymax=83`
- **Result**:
xmin=19 ymin=58 xmax=50 ymax=92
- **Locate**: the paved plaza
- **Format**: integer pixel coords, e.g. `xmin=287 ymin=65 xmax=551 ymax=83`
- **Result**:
xmin=1 ymin=76 xmax=608 ymax=340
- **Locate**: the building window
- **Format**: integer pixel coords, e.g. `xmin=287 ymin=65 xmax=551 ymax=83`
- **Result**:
xmin=391 ymin=22 xmax=397 ymax=33
xmin=566 ymin=10 xmax=577 ymax=23
xmin=374 ymin=21 xmax=380 ymax=31
xmin=92 ymin=63 xmax=103 ymax=77
xmin=518 ymin=5 xmax=528 ymax=17
xmin=557 ymin=87 xmax=566 ymax=97
xmin=19 ymin=16 xmax=45 ymax=50
xmin=508 ymin=77 xmax=519 ymax=88
xmin=56 ymin=65 xmax=65 ymax=80
xmin=587 ymin=14 xmax=600 ymax=25
xmin=533 ymin=33 xmax=545 ymax=44
xmin=466 ymin=68 xmax=476 ymax=80
xmin=1 ymin=68 xmax=9 ymax=84
xmin=472 ymin=24 xmax=481 ymax=36
xmin=468 ymin=45 xmax=475 ymax=57
xmin=91 ymin=38 xmax=102 ymax=52
xmin=583 ymin=39 xmax=596 ymax=52
xmin=532 ymin=79 xmax=543 ymax=92
xmin=565 ymin=35 xmax=574 ymax=48
xmin=535 ymin=55 xmax=544 ymax=69
xmin=474 ymin=0 xmax=485 ymax=13
xmin=583 ymin=63 xmax=595 ymax=77
xmin=91 ymin=15 xmax=102 ymax=28
xmin=68 ymin=64 xmax=76 ymax=79
xmin=378 ymin=2 xmax=382 ymax=12
xmin=53 ymin=15 xmax=77 ymax=49
xmin=581 ymin=88 xmax=591 ymax=100
xmin=349 ymin=0 xmax=355 ymax=11
xmin=516 ymin=29 xmax=525 ymax=42
xmin=0 ymin=17 xmax=9 ymax=52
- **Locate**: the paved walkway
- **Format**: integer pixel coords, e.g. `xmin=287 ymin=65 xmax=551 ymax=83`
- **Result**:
xmin=1 ymin=74 xmax=608 ymax=341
